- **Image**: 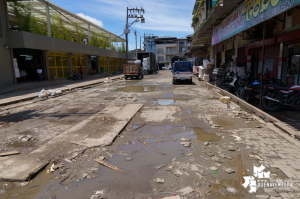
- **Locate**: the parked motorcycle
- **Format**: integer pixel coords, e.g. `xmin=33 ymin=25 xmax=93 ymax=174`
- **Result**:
xmin=67 ymin=72 xmax=80 ymax=80
xmin=261 ymin=84 xmax=300 ymax=111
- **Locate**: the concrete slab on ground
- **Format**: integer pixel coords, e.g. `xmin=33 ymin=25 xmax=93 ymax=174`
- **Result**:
xmin=0 ymin=157 xmax=48 ymax=181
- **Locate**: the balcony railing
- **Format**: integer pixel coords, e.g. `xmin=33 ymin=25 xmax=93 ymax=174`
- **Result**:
xmin=156 ymin=51 xmax=165 ymax=54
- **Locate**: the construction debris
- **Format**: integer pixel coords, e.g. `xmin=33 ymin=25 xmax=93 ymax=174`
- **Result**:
xmin=154 ymin=164 xmax=165 ymax=169
xmin=0 ymin=151 xmax=20 ymax=157
xmin=177 ymin=186 xmax=194 ymax=195
xmin=153 ymin=140 xmax=169 ymax=143
xmin=249 ymin=154 xmax=263 ymax=161
xmin=137 ymin=140 xmax=166 ymax=155
xmin=94 ymin=158 xmax=126 ymax=173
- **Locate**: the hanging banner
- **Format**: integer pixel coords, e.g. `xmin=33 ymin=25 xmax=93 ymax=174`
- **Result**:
xmin=212 ymin=0 xmax=300 ymax=46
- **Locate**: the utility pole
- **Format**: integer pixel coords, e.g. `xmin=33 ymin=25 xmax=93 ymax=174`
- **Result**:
xmin=135 ymin=30 xmax=137 ymax=59
xmin=140 ymin=36 xmax=141 ymax=51
xmin=125 ymin=7 xmax=145 ymax=64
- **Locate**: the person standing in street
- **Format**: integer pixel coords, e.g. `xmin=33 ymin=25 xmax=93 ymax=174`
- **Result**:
xmin=79 ymin=64 xmax=83 ymax=79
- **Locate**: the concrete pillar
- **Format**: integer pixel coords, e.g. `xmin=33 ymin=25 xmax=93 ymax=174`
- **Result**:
xmin=85 ymin=54 xmax=89 ymax=75
xmin=88 ymin=24 xmax=91 ymax=45
xmin=96 ymin=56 xmax=100 ymax=74
xmin=107 ymin=57 xmax=110 ymax=73
xmin=68 ymin=53 xmax=72 ymax=73
xmin=114 ymin=58 xmax=117 ymax=73
xmin=281 ymin=43 xmax=289 ymax=83
xmin=247 ymin=55 xmax=252 ymax=74
xmin=0 ymin=0 xmax=15 ymax=87
xmin=43 ymin=50 xmax=50 ymax=80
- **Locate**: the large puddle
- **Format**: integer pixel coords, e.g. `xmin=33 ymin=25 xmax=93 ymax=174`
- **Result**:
xmin=114 ymin=85 xmax=169 ymax=93
xmin=8 ymin=127 xmax=222 ymax=198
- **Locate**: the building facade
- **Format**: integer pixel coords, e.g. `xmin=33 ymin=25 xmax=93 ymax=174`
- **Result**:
xmin=177 ymin=34 xmax=193 ymax=58
xmin=191 ymin=0 xmax=300 ymax=86
xmin=155 ymin=36 xmax=177 ymax=69
xmin=144 ymin=35 xmax=157 ymax=53
xmin=0 ymin=0 xmax=130 ymax=88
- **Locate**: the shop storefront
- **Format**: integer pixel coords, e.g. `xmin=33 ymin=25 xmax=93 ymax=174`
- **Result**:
xmin=48 ymin=51 xmax=69 ymax=79
xmin=100 ymin=56 xmax=108 ymax=73
xmin=285 ymin=43 xmax=300 ymax=85
xmin=110 ymin=58 xmax=115 ymax=73
xmin=72 ymin=54 xmax=86 ymax=75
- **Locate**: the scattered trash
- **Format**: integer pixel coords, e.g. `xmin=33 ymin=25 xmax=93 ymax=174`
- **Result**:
xmin=154 ymin=164 xmax=165 ymax=169
xmin=227 ymin=187 xmax=236 ymax=194
xmin=249 ymin=154 xmax=263 ymax=161
xmin=0 ymin=151 xmax=20 ymax=157
xmin=38 ymin=89 xmax=62 ymax=98
xmin=94 ymin=158 xmax=126 ymax=173
xmin=126 ymin=158 xmax=133 ymax=161
xmin=50 ymin=164 xmax=55 ymax=172
xmin=104 ymin=77 xmax=112 ymax=83
xmin=225 ymin=168 xmax=235 ymax=174
xmin=181 ymin=141 xmax=191 ymax=147
xmin=153 ymin=140 xmax=169 ymax=143
xmin=94 ymin=190 xmax=104 ymax=195
xmin=172 ymin=169 xmax=184 ymax=177
xmin=171 ymin=137 xmax=177 ymax=141
xmin=187 ymin=151 xmax=194 ymax=157
xmin=166 ymin=165 xmax=174 ymax=171
xmin=19 ymin=135 xmax=32 ymax=142
xmin=132 ymin=124 xmax=146 ymax=132
xmin=138 ymin=140 xmax=166 ymax=155
xmin=29 ymin=185 xmax=39 ymax=189
xmin=209 ymin=166 xmax=218 ymax=171
xmin=190 ymin=164 xmax=199 ymax=171
xmin=204 ymin=142 xmax=209 ymax=146
xmin=230 ymin=135 xmax=242 ymax=141
xmin=215 ymin=163 xmax=222 ymax=167
xmin=228 ymin=145 xmax=236 ymax=151
xmin=177 ymin=186 xmax=194 ymax=195
xmin=180 ymin=137 xmax=191 ymax=142
xmin=156 ymin=178 xmax=164 ymax=183
xmin=99 ymin=156 xmax=105 ymax=161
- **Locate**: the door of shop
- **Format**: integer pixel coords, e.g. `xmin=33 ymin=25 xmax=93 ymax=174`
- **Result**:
xmin=286 ymin=44 xmax=300 ymax=86
xmin=13 ymin=48 xmax=45 ymax=82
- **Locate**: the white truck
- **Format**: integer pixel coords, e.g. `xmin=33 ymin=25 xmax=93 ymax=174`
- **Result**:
xmin=172 ymin=61 xmax=193 ymax=84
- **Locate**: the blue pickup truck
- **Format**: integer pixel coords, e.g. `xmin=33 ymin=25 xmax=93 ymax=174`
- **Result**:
xmin=172 ymin=61 xmax=193 ymax=84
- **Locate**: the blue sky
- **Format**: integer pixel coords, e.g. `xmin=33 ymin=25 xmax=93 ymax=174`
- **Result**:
xmin=50 ymin=0 xmax=195 ymax=50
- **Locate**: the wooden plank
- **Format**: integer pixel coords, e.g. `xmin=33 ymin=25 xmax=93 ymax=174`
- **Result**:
xmin=94 ymin=158 xmax=126 ymax=173
xmin=237 ymin=155 xmax=243 ymax=185
xmin=0 ymin=151 xmax=20 ymax=157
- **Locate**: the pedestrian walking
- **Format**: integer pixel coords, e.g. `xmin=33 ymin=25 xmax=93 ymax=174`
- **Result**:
xmin=79 ymin=64 xmax=83 ymax=79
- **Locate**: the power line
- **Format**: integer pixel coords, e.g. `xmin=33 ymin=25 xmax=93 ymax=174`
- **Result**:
xmin=135 ymin=0 xmax=155 ymax=33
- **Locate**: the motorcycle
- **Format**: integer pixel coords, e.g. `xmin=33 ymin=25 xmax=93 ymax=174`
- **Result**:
xmin=261 ymin=84 xmax=300 ymax=111
xmin=67 ymin=72 xmax=80 ymax=80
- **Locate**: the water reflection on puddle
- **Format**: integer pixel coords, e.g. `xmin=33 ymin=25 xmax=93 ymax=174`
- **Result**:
xmin=157 ymin=99 xmax=174 ymax=105
xmin=114 ymin=85 xmax=168 ymax=93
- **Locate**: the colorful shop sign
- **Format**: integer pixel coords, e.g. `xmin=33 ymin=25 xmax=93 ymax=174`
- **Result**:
xmin=212 ymin=0 xmax=300 ymax=45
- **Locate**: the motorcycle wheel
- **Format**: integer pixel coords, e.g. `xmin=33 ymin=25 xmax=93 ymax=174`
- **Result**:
xmin=240 ymin=89 xmax=250 ymax=102
xmin=262 ymin=93 xmax=281 ymax=111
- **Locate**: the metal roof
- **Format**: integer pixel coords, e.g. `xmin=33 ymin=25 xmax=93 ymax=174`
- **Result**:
xmin=190 ymin=0 xmax=244 ymax=50
xmin=7 ymin=0 xmax=125 ymax=42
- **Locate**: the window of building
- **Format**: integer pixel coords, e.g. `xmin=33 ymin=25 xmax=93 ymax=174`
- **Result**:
xmin=100 ymin=56 xmax=108 ymax=73
xmin=166 ymin=47 xmax=176 ymax=54
xmin=110 ymin=57 xmax=115 ymax=72
xmin=158 ymin=56 xmax=164 ymax=61
xmin=48 ymin=51 xmax=69 ymax=79
xmin=157 ymin=48 xmax=164 ymax=54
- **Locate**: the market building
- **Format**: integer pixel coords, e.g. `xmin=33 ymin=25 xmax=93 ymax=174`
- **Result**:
xmin=0 ymin=0 xmax=130 ymax=88
xmin=191 ymin=0 xmax=300 ymax=86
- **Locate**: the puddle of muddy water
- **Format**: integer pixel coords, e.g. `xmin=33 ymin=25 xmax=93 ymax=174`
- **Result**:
xmin=104 ymin=97 xmax=116 ymax=100
xmin=2 ymin=171 xmax=53 ymax=199
xmin=177 ymin=128 xmax=222 ymax=142
xmin=34 ymin=135 xmax=190 ymax=198
xmin=157 ymin=99 xmax=174 ymax=105
xmin=114 ymin=85 xmax=169 ymax=93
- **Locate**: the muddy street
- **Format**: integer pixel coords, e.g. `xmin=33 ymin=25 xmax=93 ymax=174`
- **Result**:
xmin=0 ymin=71 xmax=299 ymax=199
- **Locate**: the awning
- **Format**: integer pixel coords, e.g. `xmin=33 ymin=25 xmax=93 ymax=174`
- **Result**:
xmin=190 ymin=0 xmax=244 ymax=50
xmin=7 ymin=0 xmax=125 ymax=42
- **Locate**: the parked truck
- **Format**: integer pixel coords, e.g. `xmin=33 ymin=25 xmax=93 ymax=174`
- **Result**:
xmin=123 ymin=61 xmax=143 ymax=80
xmin=137 ymin=52 xmax=157 ymax=74
xmin=172 ymin=61 xmax=193 ymax=84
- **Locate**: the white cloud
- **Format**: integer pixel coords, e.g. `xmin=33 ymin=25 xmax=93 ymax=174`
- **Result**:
xmin=91 ymin=0 xmax=194 ymax=33
xmin=77 ymin=13 xmax=104 ymax=27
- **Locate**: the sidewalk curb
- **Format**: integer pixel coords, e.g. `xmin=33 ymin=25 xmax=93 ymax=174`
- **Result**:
xmin=0 ymin=75 xmax=123 ymax=107
xmin=205 ymin=82 xmax=299 ymax=138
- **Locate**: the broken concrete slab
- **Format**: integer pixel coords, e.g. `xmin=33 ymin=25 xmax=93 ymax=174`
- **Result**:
xmin=171 ymin=137 xmax=177 ymax=142
xmin=156 ymin=178 xmax=164 ymax=183
xmin=166 ymin=165 xmax=174 ymax=171
xmin=181 ymin=142 xmax=191 ymax=147
xmin=209 ymin=166 xmax=218 ymax=171
xmin=180 ymin=137 xmax=191 ymax=142
xmin=225 ymin=168 xmax=235 ymax=174
xmin=172 ymin=169 xmax=184 ymax=177
xmin=0 ymin=157 xmax=48 ymax=181
xmin=177 ymin=186 xmax=194 ymax=195
xmin=190 ymin=164 xmax=199 ymax=172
